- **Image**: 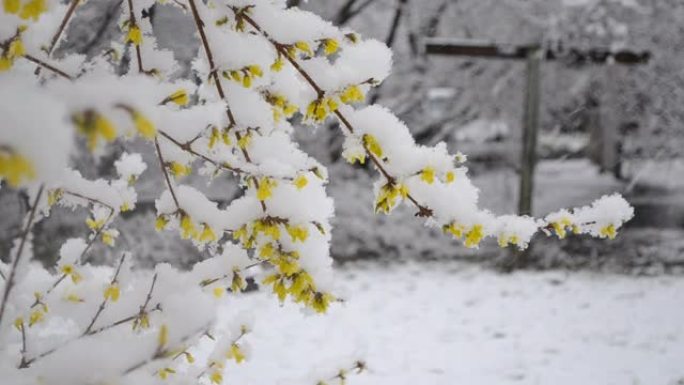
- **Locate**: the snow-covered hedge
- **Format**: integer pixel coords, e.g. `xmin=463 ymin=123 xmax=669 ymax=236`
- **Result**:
xmin=0 ymin=0 xmax=633 ymax=383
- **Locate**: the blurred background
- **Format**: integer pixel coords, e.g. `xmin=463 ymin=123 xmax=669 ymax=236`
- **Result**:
xmin=2 ymin=0 xmax=682 ymax=272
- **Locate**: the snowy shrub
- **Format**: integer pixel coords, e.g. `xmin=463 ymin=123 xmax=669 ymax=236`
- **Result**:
xmin=0 ymin=0 xmax=634 ymax=383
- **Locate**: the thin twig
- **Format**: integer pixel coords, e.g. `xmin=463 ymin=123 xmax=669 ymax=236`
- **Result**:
xmin=125 ymin=0 xmax=144 ymax=73
xmin=35 ymin=0 xmax=80 ymax=76
xmin=0 ymin=185 xmax=44 ymax=328
xmin=83 ymin=253 xmax=127 ymax=335
xmin=23 ymin=55 xmax=73 ymax=80
xmin=154 ymin=137 xmax=180 ymax=210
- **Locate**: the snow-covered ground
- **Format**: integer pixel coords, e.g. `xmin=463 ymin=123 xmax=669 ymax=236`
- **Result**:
xmin=213 ymin=262 xmax=684 ymax=385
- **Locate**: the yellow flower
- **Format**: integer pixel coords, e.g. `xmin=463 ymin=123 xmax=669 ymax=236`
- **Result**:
xmin=158 ymin=324 xmax=169 ymax=348
xmin=180 ymin=214 xmax=198 ymax=239
xmin=286 ymin=225 xmax=308 ymax=243
xmin=271 ymin=56 xmax=284 ymax=72
xmin=420 ymin=167 xmax=435 ymax=184
xmin=13 ymin=317 xmax=24 ymax=331
xmin=127 ymin=25 xmax=143 ymax=46
xmin=443 ymin=222 xmax=465 ymax=239
xmin=155 ymin=215 xmax=169 ymax=231
xmin=362 ymin=134 xmax=382 ymax=158
xmin=231 ymin=271 xmax=246 ymax=293
xmin=199 ymin=224 xmax=217 ymax=243
xmin=0 ymin=57 xmax=13 ymax=72
xmin=247 ymin=65 xmax=263 ymax=77
xmin=294 ymin=175 xmax=308 ymax=190
xmin=210 ymin=370 xmax=223 ymax=384
xmin=65 ymin=293 xmax=84 ymax=303
xmin=242 ymin=74 xmax=252 ymax=88
xmin=18 ymin=0 xmax=46 ymax=20
xmin=237 ymin=132 xmax=252 ymax=150
xmin=29 ymin=309 xmax=45 ymax=326
xmin=339 ymin=85 xmax=364 ymax=104
xmin=169 ymin=162 xmax=190 ymax=178
xmin=3 ymin=0 xmax=20 ymax=14
xmin=102 ymin=229 xmax=117 ymax=246
xmin=295 ymin=41 xmax=312 ymax=56
xmin=73 ymin=111 xmax=117 ymax=150
xmin=256 ymin=178 xmax=276 ymax=201
xmin=8 ymin=39 xmax=25 ymax=58
xmin=464 ymin=224 xmax=484 ymax=248
xmin=165 ymin=89 xmax=189 ymax=106
xmin=445 ymin=171 xmax=456 ymax=184
xmin=104 ymin=283 xmax=120 ymax=302
xmin=259 ymin=242 xmax=275 ymax=259
xmin=323 ymin=38 xmax=339 ymax=56
xmin=599 ymin=224 xmax=617 ymax=240
xmin=0 ymin=152 xmax=35 ymax=187
xmin=208 ymin=126 xmax=221 ymax=149
xmin=132 ymin=111 xmax=156 ymax=139
xmin=226 ymin=343 xmax=245 ymax=363
xmin=158 ymin=367 xmax=176 ymax=380
xmin=551 ymin=217 xmax=573 ymax=239
xmin=311 ymin=292 xmax=334 ymax=314
xmin=86 ymin=217 xmax=105 ymax=230
xmin=213 ymin=286 xmax=225 ymax=298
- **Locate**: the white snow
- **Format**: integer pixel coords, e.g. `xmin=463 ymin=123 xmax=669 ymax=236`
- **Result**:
xmin=211 ymin=262 xmax=684 ymax=385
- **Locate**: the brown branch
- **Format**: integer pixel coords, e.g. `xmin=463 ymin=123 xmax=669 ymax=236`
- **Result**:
xmin=23 ymin=54 xmax=73 ymax=80
xmin=83 ymin=253 xmax=127 ymax=335
xmin=186 ymin=0 xmax=236 ymax=125
xmin=154 ymin=137 xmax=180 ymax=210
xmin=0 ymin=185 xmax=44 ymax=328
xmin=34 ymin=0 xmax=80 ymax=76
xmin=126 ymin=0 xmax=144 ymax=73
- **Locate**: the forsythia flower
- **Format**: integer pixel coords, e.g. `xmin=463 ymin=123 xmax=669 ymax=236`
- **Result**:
xmin=61 ymin=264 xmax=83 ymax=284
xmin=164 ymin=89 xmax=189 ymax=106
xmin=311 ymin=292 xmax=334 ymax=314
xmin=362 ymin=134 xmax=383 ymax=158
xmin=323 ymin=38 xmax=339 ymax=56
xmin=446 ymin=171 xmax=456 ymax=184
xmin=420 ymin=167 xmax=436 ymax=184
xmin=200 ymin=224 xmax=217 ymax=243
xmin=127 ymin=25 xmax=142 ymax=46
xmin=256 ymin=178 xmax=276 ymax=201
xmin=231 ymin=271 xmax=246 ymax=293
xmin=599 ymin=224 xmax=617 ymax=240
xmin=210 ymin=370 xmax=223 ymax=384
xmin=101 ymin=229 xmax=119 ymax=246
xmin=158 ymin=324 xmax=169 ymax=348
xmin=294 ymin=174 xmax=308 ymax=190
xmin=158 ymin=367 xmax=176 ymax=380
xmin=551 ymin=217 xmax=573 ymax=239
xmin=271 ymin=56 xmax=284 ymax=72
xmin=286 ymin=225 xmax=308 ymax=243
xmin=180 ymin=214 xmax=198 ymax=239
xmin=226 ymin=343 xmax=245 ymax=364
xmin=0 ymin=151 xmax=35 ymax=187
xmin=464 ymin=224 xmax=484 ymax=248
xmin=155 ymin=215 xmax=169 ymax=231
xmin=132 ymin=111 xmax=156 ymax=139
xmin=169 ymin=162 xmax=191 ymax=178
xmin=213 ymin=286 xmax=225 ymax=298
xmin=104 ymin=283 xmax=120 ymax=302
xmin=18 ymin=0 xmax=46 ymax=20
xmin=443 ymin=222 xmax=466 ymax=239
xmin=73 ymin=111 xmax=117 ymax=150
xmin=295 ymin=41 xmax=312 ymax=56
xmin=339 ymin=85 xmax=364 ymax=104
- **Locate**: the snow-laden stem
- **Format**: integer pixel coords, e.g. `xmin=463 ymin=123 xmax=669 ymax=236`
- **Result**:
xmin=154 ymin=137 xmax=180 ymax=210
xmin=241 ymin=13 xmax=434 ymax=217
xmin=125 ymin=0 xmax=144 ymax=73
xmin=83 ymin=253 xmax=126 ymax=335
xmin=24 ymin=55 xmax=73 ymax=80
xmin=0 ymin=185 xmax=44 ymax=329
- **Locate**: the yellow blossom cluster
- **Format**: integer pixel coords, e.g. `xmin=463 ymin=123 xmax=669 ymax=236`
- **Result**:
xmin=375 ymin=182 xmax=409 ymax=214
xmin=0 ymin=150 xmax=35 ymax=187
xmin=223 ymin=64 xmax=263 ymax=88
xmin=0 ymin=35 xmax=25 ymax=72
xmin=3 ymin=0 xmax=46 ymax=21
xmin=266 ymin=93 xmax=299 ymax=122
xmin=443 ymin=222 xmax=485 ymax=249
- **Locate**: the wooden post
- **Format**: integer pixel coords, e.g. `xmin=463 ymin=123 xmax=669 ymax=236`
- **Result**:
xmin=518 ymin=46 xmax=542 ymax=216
